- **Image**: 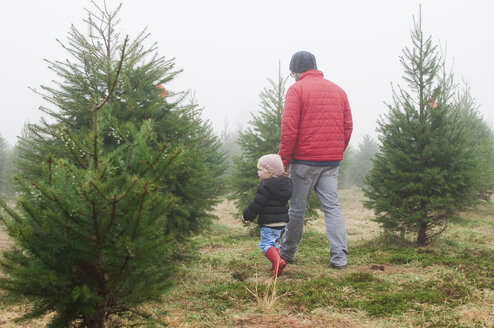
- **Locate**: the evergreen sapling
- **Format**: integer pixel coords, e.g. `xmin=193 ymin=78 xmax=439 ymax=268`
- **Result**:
xmin=0 ymin=3 xmax=225 ymax=327
xmin=364 ymin=10 xmax=479 ymax=245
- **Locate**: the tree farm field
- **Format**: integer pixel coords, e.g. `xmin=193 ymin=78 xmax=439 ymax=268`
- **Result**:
xmin=1 ymin=189 xmax=493 ymax=327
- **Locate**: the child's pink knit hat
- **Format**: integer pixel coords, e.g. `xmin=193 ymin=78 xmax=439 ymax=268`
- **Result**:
xmin=258 ymin=154 xmax=284 ymax=177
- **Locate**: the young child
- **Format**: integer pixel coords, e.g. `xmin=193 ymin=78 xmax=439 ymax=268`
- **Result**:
xmin=243 ymin=154 xmax=292 ymax=276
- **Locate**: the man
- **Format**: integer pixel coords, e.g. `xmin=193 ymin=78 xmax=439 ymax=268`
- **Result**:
xmin=278 ymin=50 xmax=353 ymax=269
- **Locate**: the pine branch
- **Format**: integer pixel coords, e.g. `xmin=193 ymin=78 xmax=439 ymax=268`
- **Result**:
xmin=94 ymin=35 xmax=128 ymax=112
xmin=139 ymin=142 xmax=169 ymax=177
xmin=0 ymin=199 xmax=24 ymax=224
xmin=108 ymin=120 xmax=131 ymax=145
xmin=57 ymin=127 xmax=88 ymax=169
xmin=131 ymin=184 xmax=148 ymax=242
xmin=30 ymin=179 xmax=89 ymax=225
xmin=47 ymin=212 xmax=94 ymax=242
xmin=134 ymin=238 xmax=173 ymax=257
xmin=30 ymin=182 xmax=56 ymax=202
xmin=425 ymin=218 xmax=449 ymax=242
xmin=17 ymin=200 xmax=42 ymax=227
xmin=91 ymin=199 xmax=102 ymax=248
xmin=104 ymin=196 xmax=118 ymax=238
xmin=27 ymin=183 xmax=93 ymax=241
xmin=115 ymin=177 xmax=139 ymax=202
xmin=156 ymin=146 xmax=184 ymax=181
xmin=137 ymin=195 xmax=175 ymax=233
xmin=88 ymin=178 xmax=111 ymax=203
xmin=92 ymin=34 xmax=128 ymax=170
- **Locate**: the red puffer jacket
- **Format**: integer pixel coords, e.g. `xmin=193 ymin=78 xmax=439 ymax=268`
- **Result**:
xmin=279 ymin=70 xmax=353 ymax=167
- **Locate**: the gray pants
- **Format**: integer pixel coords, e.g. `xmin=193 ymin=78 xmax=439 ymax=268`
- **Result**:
xmin=279 ymin=163 xmax=348 ymax=267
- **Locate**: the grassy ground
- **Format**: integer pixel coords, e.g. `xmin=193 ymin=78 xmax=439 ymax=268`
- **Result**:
xmin=1 ymin=189 xmax=493 ymax=327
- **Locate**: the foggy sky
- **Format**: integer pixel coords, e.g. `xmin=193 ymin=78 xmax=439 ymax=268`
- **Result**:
xmin=1 ymin=0 xmax=493 ymax=148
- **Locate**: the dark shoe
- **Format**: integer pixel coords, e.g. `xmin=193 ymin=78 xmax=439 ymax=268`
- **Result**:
xmin=279 ymin=253 xmax=294 ymax=264
xmin=331 ymin=263 xmax=346 ymax=270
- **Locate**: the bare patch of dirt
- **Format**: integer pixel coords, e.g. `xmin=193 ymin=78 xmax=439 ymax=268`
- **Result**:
xmin=201 ymin=243 xmax=226 ymax=255
xmin=458 ymin=304 xmax=494 ymax=327
xmin=232 ymin=312 xmax=362 ymax=328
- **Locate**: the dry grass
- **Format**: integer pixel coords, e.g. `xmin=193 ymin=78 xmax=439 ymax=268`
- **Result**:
xmin=307 ymin=188 xmax=380 ymax=243
xmin=245 ymin=272 xmax=285 ymax=313
xmin=213 ymin=199 xmax=242 ymax=229
xmin=232 ymin=312 xmax=362 ymax=328
xmin=0 ymin=303 xmax=54 ymax=328
xmin=0 ymin=223 xmax=11 ymax=254
xmin=1 ymin=190 xmax=493 ymax=327
xmin=175 ymin=191 xmax=494 ymax=328
xmin=0 ymin=223 xmax=53 ymax=327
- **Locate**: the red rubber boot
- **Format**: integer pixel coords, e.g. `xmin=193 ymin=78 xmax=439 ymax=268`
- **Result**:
xmin=265 ymin=246 xmax=286 ymax=276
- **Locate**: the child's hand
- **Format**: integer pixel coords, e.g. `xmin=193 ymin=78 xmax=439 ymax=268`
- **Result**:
xmin=242 ymin=217 xmax=248 ymax=224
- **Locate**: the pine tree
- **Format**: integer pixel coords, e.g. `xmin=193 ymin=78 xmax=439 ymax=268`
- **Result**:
xmin=454 ymin=81 xmax=494 ymax=200
xmin=350 ymin=134 xmax=378 ymax=188
xmin=0 ymin=3 xmax=224 ymax=327
xmin=3 ymin=150 xmax=17 ymax=200
xmin=14 ymin=4 xmax=225 ymax=240
xmin=337 ymin=143 xmax=354 ymax=189
xmin=219 ymin=120 xmax=242 ymax=177
xmin=228 ymin=64 xmax=319 ymax=223
xmin=0 ymin=134 xmax=9 ymax=198
xmin=364 ymin=10 xmax=478 ymax=245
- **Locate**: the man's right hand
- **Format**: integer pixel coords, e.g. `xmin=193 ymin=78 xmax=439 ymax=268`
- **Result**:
xmin=283 ymin=166 xmax=290 ymax=176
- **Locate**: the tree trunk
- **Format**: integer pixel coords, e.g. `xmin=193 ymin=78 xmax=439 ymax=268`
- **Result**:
xmin=85 ymin=310 xmax=105 ymax=328
xmin=416 ymin=221 xmax=428 ymax=245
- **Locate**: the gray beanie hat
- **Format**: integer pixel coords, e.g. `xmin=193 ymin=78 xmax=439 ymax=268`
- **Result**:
xmin=289 ymin=51 xmax=317 ymax=73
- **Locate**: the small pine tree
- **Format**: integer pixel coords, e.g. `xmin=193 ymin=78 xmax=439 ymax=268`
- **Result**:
xmin=0 ymin=134 xmax=9 ymax=198
xmin=364 ymin=10 xmax=479 ymax=245
xmin=14 ymin=5 xmax=225 ymax=240
xmin=0 ymin=3 xmax=224 ymax=327
xmin=337 ymin=143 xmax=354 ymax=189
xmin=454 ymin=81 xmax=494 ymax=200
xmin=219 ymin=120 xmax=242 ymax=177
xmin=228 ymin=64 xmax=319 ymax=222
xmin=350 ymin=134 xmax=378 ymax=188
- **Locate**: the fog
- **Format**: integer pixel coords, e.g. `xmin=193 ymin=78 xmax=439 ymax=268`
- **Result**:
xmin=1 ymin=0 xmax=493 ymax=147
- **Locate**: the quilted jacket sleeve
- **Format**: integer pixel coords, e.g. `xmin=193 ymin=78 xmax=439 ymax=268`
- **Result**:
xmin=243 ymin=185 xmax=269 ymax=221
xmin=279 ymin=85 xmax=301 ymax=167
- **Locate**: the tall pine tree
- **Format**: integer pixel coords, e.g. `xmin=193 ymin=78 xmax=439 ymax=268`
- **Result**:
xmin=228 ymin=64 xmax=319 ymax=223
xmin=364 ymin=10 xmax=478 ymax=245
xmin=0 ymin=134 xmax=9 ymax=199
xmin=14 ymin=4 xmax=225 ymax=240
xmin=0 ymin=3 xmax=224 ymax=327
